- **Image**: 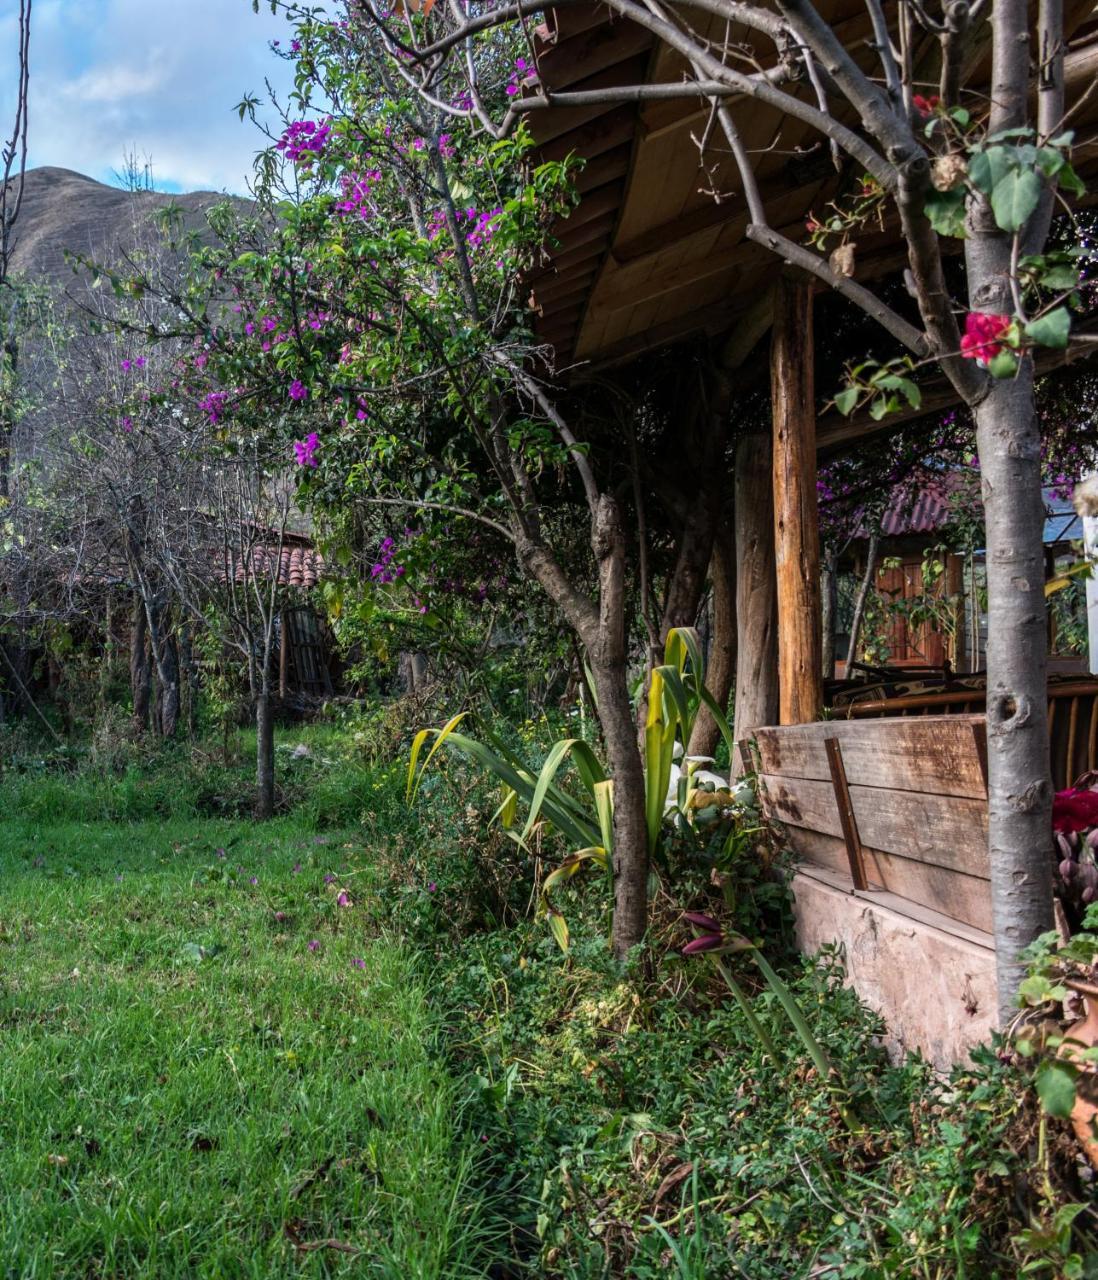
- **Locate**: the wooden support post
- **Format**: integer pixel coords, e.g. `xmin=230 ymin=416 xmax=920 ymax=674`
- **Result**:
xmin=824 ymin=736 xmax=868 ymax=890
xmin=733 ymin=433 xmax=779 ymax=748
xmin=771 ymin=273 xmax=823 ymax=725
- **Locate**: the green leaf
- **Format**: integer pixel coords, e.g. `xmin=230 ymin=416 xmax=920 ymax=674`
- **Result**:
xmin=990 ymin=168 xmax=1042 ymax=232
xmin=987 ymin=350 xmax=1020 ymax=379
xmin=1034 ymin=1058 xmax=1077 ymax=1118
xmin=1058 ymin=163 xmax=1086 ymax=197
xmin=1039 ymin=263 xmax=1081 ymax=290
xmin=923 ymin=187 xmax=966 ymax=238
xmin=833 ymin=387 xmax=858 ymax=417
xmin=1025 ymin=306 xmax=1071 ymax=349
xmin=967 ymin=145 xmax=1017 ymax=196
xmin=949 ymin=107 xmax=971 ymax=128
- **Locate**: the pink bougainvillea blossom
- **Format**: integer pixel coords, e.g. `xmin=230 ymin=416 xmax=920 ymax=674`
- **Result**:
xmin=960 ymin=312 xmax=1011 ymax=364
xmin=277 ymin=118 xmax=333 ymax=164
xmin=288 ymin=379 xmax=308 ymax=402
xmin=293 ymin=432 xmax=320 ymax=468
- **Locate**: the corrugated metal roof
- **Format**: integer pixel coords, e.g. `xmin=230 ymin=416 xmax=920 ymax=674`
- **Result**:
xmin=850 ymin=474 xmax=1082 ymax=546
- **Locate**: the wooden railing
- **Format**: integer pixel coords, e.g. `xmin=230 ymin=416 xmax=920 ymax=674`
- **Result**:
xmin=834 ymin=680 xmax=1098 ymax=791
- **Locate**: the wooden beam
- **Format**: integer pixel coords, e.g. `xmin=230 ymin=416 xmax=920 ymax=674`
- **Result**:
xmin=733 ymin=432 xmax=779 ymax=746
xmin=771 ymin=274 xmax=822 ymax=725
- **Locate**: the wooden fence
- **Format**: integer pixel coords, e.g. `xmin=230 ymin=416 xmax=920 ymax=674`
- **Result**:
xmin=754 ymin=715 xmax=992 ymax=933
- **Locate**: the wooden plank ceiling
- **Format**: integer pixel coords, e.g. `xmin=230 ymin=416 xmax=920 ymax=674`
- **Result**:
xmin=524 ymin=2 xmax=1098 ymax=376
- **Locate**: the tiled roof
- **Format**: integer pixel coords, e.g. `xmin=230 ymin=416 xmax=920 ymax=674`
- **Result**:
xmin=234 ymin=542 xmax=325 ymax=589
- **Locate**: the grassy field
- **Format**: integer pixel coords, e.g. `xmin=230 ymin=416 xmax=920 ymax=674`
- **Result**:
xmin=0 ymin=814 xmax=495 ymax=1279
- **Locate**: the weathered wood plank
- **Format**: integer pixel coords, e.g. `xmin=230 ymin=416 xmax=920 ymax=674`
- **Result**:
xmin=760 ymin=774 xmax=990 ymax=877
xmin=793 ymin=862 xmax=995 ymax=951
xmin=784 ymin=826 xmax=993 ymax=933
xmin=755 ymin=714 xmax=988 ymax=799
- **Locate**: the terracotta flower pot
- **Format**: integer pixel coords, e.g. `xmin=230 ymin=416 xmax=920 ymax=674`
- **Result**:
xmin=1059 ymin=977 xmax=1098 ymax=1167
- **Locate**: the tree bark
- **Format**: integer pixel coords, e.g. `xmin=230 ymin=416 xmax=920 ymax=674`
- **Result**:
xmin=734 ymin=433 xmax=779 ymax=745
xmin=591 ymin=494 xmax=649 ymax=960
xmin=256 ymin=687 xmax=275 ymax=819
xmin=157 ymin=628 xmax=180 ymax=739
xmin=961 ymin=0 xmax=1054 ymax=1019
xmin=972 ymin=367 xmax=1054 ymax=1019
xmin=845 ymin=532 xmax=880 ymax=673
xmin=771 ymin=274 xmax=822 ymax=725
xmin=130 ymin=596 xmax=150 ymax=734
xmin=593 ymin=653 xmax=649 ymax=961
xmin=687 ymin=521 xmax=736 ymax=758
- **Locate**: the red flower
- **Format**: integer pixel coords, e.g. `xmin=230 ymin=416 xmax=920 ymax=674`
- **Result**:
xmin=912 ymin=94 xmax=941 ymax=117
xmin=960 ymin=312 xmax=1011 ymax=364
xmin=1053 ymin=788 xmax=1098 ymax=834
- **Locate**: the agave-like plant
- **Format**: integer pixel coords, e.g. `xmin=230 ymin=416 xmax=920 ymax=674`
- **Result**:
xmin=406 ymin=627 xmax=735 ymax=948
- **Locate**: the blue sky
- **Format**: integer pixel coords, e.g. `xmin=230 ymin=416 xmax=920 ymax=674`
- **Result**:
xmin=0 ymin=0 xmax=305 ymax=193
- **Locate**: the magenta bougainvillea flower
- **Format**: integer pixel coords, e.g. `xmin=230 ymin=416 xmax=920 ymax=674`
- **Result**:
xmin=277 ymin=119 xmax=332 ymax=164
xmin=288 ymin=379 xmax=308 ymax=402
xmin=293 ymin=433 xmax=320 ymax=468
xmin=960 ymin=312 xmax=1011 ymax=364
xmin=1053 ymin=788 xmax=1098 ymax=834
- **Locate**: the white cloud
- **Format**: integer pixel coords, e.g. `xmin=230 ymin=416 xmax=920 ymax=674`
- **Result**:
xmin=62 ymin=63 xmax=165 ymax=104
xmin=1 ymin=0 xmax=310 ymax=193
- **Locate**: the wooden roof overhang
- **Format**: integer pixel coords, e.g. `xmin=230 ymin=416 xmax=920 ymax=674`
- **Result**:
xmin=523 ymin=1 xmax=1098 ymax=445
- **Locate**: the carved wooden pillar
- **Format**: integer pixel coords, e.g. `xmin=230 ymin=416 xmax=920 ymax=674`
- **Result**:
xmin=771 ymin=274 xmax=822 ymax=724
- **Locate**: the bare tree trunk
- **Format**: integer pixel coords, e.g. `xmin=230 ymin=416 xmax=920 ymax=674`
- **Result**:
xmin=591 ymin=494 xmax=648 ymax=960
xmin=845 ymin=532 xmax=879 ymax=673
xmin=158 ymin=628 xmax=180 ymax=739
xmin=130 ymin=596 xmax=150 ymax=734
xmin=687 ymin=523 xmax=736 ymax=758
xmin=961 ymin=0 xmax=1054 ymax=1019
xmin=733 ymin=434 xmax=778 ymax=745
xmin=256 ymin=683 xmax=275 ymax=819
xmin=593 ymin=653 xmax=648 ymax=960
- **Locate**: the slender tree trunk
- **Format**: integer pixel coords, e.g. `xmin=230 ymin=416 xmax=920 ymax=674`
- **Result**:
xmin=158 ymin=629 xmax=180 ymax=739
xmin=687 ymin=523 xmax=736 ymax=759
xmin=972 ymin=369 xmax=1053 ymax=1017
xmin=845 ymin=532 xmax=879 ymax=672
xmin=962 ymin=0 xmax=1054 ymax=1018
xmin=256 ymin=683 xmax=275 ymax=819
xmin=591 ymin=493 xmax=648 ymax=960
xmin=733 ymin=434 xmax=779 ymax=745
xmin=130 ymin=596 xmax=150 ymax=734
xmin=593 ymin=655 xmax=648 ymax=960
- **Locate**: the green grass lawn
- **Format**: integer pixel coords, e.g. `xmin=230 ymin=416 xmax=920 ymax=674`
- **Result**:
xmin=0 ymin=816 xmax=494 ymax=1279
